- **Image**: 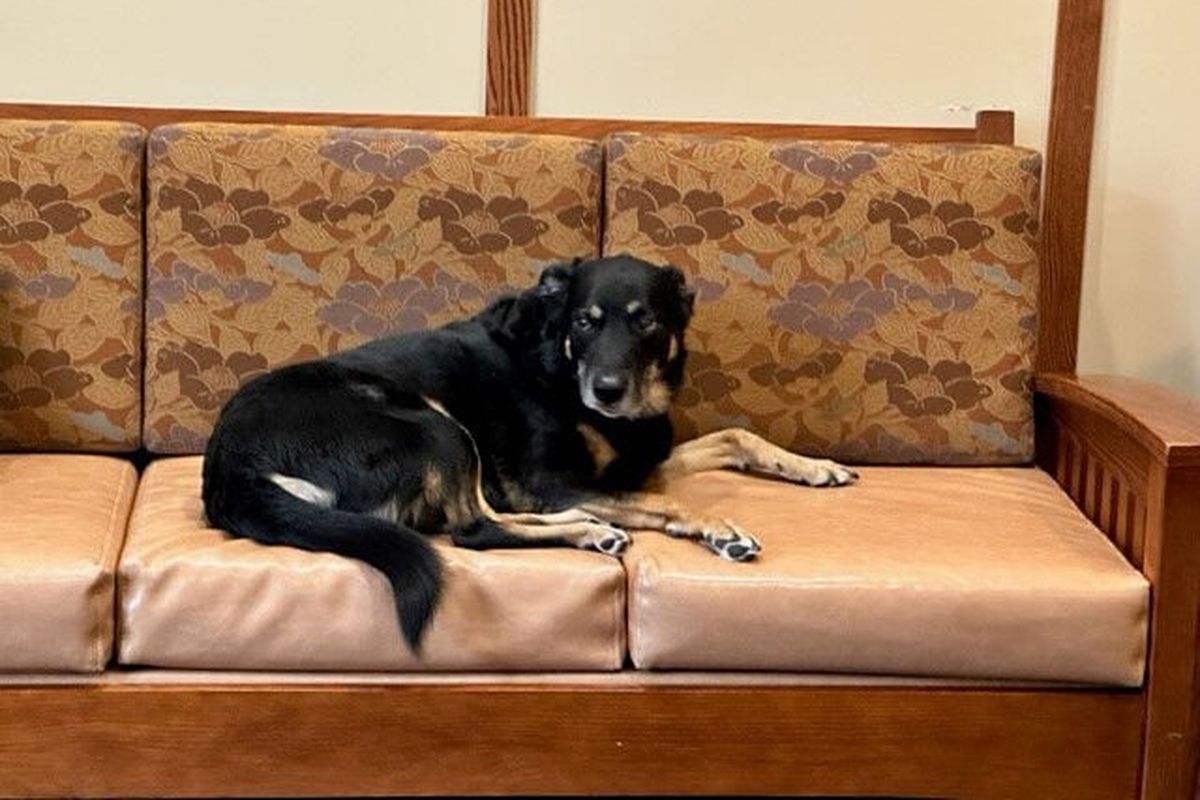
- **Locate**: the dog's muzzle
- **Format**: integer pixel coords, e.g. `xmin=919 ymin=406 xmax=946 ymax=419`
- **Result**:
xmin=580 ymin=366 xmax=632 ymax=417
xmin=591 ymin=372 xmax=628 ymax=407
xmin=579 ymin=364 xmax=670 ymax=419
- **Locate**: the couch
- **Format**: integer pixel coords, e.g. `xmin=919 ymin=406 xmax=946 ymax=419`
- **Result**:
xmin=1 ymin=105 xmax=1198 ymax=800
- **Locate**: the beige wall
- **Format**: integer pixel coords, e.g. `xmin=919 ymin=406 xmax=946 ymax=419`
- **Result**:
xmin=2 ymin=1 xmax=1193 ymax=397
xmin=0 ymin=0 xmax=487 ymax=113
xmin=1078 ymin=0 xmax=1200 ymax=398
xmin=536 ymin=0 xmax=1056 ymax=150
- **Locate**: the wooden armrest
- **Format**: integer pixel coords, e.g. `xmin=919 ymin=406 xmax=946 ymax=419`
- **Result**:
xmin=1038 ymin=373 xmax=1200 ymax=799
xmin=1036 ymin=373 xmax=1200 ymax=466
xmin=1034 ymin=372 xmax=1200 ymax=572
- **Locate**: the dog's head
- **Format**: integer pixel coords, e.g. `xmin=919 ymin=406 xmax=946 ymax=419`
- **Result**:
xmin=538 ymin=255 xmax=695 ymax=419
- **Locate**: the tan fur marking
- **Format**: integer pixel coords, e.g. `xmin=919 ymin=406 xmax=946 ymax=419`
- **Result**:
xmin=490 ymin=518 xmax=630 ymax=555
xmin=423 ymin=395 xmax=503 ymax=524
xmin=577 ymin=423 xmax=618 ymax=476
xmin=579 ymin=492 xmax=685 ymax=529
xmin=579 ymin=492 xmax=760 ymax=560
xmin=496 ymin=520 xmax=591 ymax=542
xmin=393 ymin=466 xmax=455 ymax=530
xmin=646 ymin=427 xmax=856 ymax=489
xmin=441 ymin=487 xmax=476 ymax=530
xmin=647 ymin=428 xmax=764 ymax=487
xmin=423 ymin=466 xmax=444 ymax=504
xmin=499 ymin=475 xmax=540 ymax=513
xmin=579 ymin=494 xmax=732 ymax=539
xmin=639 ymin=363 xmax=673 ymax=417
xmin=500 ymin=508 xmax=597 ymax=525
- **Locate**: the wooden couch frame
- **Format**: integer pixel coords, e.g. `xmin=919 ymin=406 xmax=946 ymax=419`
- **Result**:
xmin=0 ymin=99 xmax=1198 ymax=799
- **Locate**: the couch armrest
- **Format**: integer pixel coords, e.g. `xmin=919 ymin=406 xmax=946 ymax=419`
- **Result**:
xmin=1036 ymin=372 xmax=1200 ymax=800
xmin=1037 ymin=373 xmax=1200 ymax=467
xmin=1035 ymin=374 xmax=1200 ymax=565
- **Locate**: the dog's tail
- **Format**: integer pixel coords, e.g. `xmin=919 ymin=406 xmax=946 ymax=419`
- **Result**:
xmin=208 ymin=475 xmax=442 ymax=652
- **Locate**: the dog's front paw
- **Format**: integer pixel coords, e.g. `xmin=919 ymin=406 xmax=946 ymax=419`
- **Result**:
xmin=579 ymin=524 xmax=631 ymax=557
xmin=772 ymin=455 xmax=858 ymax=487
xmin=667 ymin=518 xmax=762 ymax=562
xmin=705 ymin=521 xmax=762 ymax=562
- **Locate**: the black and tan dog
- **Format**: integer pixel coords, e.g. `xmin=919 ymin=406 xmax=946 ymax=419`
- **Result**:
xmin=203 ymin=255 xmax=856 ymax=650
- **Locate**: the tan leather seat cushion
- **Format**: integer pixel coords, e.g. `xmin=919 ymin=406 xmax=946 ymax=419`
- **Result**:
xmin=633 ymin=467 xmax=1149 ymax=686
xmin=0 ymin=455 xmax=136 ymax=671
xmin=117 ymin=457 xmax=626 ymax=671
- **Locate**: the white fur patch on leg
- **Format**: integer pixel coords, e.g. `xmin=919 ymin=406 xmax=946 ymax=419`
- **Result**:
xmin=267 ymin=473 xmax=336 ymax=508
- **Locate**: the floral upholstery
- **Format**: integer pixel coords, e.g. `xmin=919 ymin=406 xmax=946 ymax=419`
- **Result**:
xmin=145 ymin=123 xmax=601 ymax=453
xmin=0 ymin=120 xmax=145 ymax=451
xmin=603 ymin=134 xmax=1042 ymax=464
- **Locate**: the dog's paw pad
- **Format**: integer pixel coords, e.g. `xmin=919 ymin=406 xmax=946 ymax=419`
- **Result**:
xmin=705 ymin=524 xmax=762 ymax=562
xmin=584 ymin=526 xmax=631 ymax=557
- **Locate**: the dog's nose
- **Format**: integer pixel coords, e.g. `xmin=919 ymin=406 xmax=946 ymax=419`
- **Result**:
xmin=592 ymin=373 xmax=628 ymax=405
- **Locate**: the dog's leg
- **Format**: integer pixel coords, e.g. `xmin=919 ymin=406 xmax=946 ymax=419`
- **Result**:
xmin=567 ymin=431 xmax=856 ymax=561
xmin=646 ymin=428 xmax=857 ymax=489
xmin=494 ymin=508 xmax=604 ymax=526
xmin=577 ymin=494 xmax=761 ymax=562
xmin=452 ymin=517 xmax=631 ymax=557
xmin=422 ymin=396 xmax=628 ymax=557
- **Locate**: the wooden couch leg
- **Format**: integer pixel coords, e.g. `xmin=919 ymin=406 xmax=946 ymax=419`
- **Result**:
xmin=1140 ymin=464 xmax=1200 ymax=799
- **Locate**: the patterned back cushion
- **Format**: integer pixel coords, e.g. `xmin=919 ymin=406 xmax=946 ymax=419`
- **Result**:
xmin=145 ymin=123 xmax=601 ymax=453
xmin=0 ymin=120 xmax=144 ymax=451
xmin=604 ymin=134 xmax=1041 ymax=464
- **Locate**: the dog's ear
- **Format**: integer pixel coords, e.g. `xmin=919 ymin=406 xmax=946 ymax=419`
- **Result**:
xmin=480 ymin=295 xmax=537 ymax=344
xmin=486 ymin=259 xmax=579 ymax=347
xmin=664 ymin=264 xmax=696 ymax=324
xmin=537 ymin=257 xmax=580 ymax=297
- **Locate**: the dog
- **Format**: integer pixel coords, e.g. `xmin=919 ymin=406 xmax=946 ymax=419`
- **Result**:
xmin=202 ymin=255 xmax=856 ymax=650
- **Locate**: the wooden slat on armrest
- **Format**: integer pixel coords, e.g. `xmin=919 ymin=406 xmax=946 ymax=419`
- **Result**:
xmin=1036 ymin=373 xmax=1200 ymax=467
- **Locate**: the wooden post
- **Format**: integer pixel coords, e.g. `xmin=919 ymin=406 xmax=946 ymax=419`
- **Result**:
xmin=486 ymin=0 xmax=533 ymax=116
xmin=1039 ymin=0 xmax=1106 ymax=375
xmin=974 ymin=110 xmax=1015 ymax=144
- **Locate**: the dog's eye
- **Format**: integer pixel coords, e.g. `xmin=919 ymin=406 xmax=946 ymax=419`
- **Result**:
xmin=633 ymin=313 xmax=657 ymax=333
xmin=574 ymin=314 xmax=594 ymax=331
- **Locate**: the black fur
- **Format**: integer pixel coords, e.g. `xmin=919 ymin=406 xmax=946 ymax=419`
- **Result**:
xmin=203 ymin=255 xmax=695 ymax=651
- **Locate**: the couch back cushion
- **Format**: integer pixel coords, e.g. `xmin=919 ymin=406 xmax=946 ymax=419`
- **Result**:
xmin=603 ymin=134 xmax=1041 ymax=464
xmin=145 ymin=123 xmax=601 ymax=453
xmin=0 ymin=120 xmax=145 ymax=451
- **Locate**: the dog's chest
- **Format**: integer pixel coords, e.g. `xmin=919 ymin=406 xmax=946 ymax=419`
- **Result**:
xmin=483 ymin=418 xmax=625 ymax=511
xmin=575 ymin=422 xmax=619 ymax=476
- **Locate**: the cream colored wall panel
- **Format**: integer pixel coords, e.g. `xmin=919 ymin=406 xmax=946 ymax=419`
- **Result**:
xmin=0 ymin=0 xmax=486 ymax=114
xmin=535 ymin=0 xmax=1054 ymax=149
xmin=1079 ymin=0 xmax=1200 ymax=398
